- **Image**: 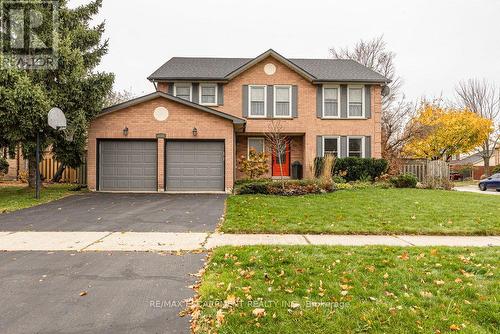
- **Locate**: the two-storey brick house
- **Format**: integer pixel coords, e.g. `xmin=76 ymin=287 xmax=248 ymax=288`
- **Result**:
xmin=87 ymin=49 xmax=389 ymax=192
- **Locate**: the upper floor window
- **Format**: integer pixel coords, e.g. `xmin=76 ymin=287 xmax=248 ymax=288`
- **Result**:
xmin=323 ymin=86 xmax=340 ymax=118
xmin=323 ymin=137 xmax=339 ymax=157
xmin=249 ymin=85 xmax=266 ymax=118
xmin=200 ymin=83 xmax=217 ymax=106
xmin=347 ymin=136 xmax=364 ymax=157
xmin=274 ymin=85 xmax=292 ymax=118
xmin=174 ymin=83 xmax=192 ymax=101
xmin=348 ymin=86 xmax=364 ymax=118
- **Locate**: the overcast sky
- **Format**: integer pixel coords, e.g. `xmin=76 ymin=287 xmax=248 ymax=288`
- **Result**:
xmin=69 ymin=0 xmax=500 ymax=102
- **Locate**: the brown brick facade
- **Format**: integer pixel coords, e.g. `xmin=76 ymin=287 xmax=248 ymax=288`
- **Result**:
xmin=87 ymin=97 xmax=234 ymax=192
xmin=185 ymin=55 xmax=381 ymax=179
xmin=90 ymin=54 xmax=383 ymax=191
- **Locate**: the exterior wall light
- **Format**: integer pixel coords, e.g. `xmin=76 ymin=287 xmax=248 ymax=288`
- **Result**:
xmin=192 ymin=127 xmax=198 ymax=137
xmin=123 ymin=127 xmax=129 ymax=136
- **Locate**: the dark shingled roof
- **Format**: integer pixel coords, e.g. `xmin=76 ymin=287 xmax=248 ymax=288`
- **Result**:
xmin=148 ymin=54 xmax=389 ymax=83
xmin=290 ymin=58 xmax=388 ymax=82
xmin=449 ymin=152 xmax=484 ymax=166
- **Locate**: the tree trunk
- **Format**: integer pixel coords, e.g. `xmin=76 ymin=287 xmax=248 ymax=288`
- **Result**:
xmin=484 ymin=156 xmax=490 ymax=177
xmin=28 ymin=158 xmax=37 ymax=188
xmin=52 ymin=164 xmax=65 ymax=182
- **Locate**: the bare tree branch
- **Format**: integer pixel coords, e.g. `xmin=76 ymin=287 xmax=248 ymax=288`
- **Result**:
xmin=265 ymin=120 xmax=292 ymax=183
xmin=456 ymin=79 xmax=500 ymax=175
xmin=330 ymin=35 xmax=414 ymax=165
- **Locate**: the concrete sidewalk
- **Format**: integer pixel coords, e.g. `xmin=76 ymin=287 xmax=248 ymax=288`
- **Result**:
xmin=0 ymin=231 xmax=499 ymax=251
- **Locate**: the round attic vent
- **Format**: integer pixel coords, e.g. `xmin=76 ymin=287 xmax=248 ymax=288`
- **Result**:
xmin=153 ymin=106 xmax=169 ymax=121
xmin=264 ymin=63 xmax=276 ymax=75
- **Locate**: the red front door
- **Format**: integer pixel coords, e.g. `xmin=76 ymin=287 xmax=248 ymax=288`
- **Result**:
xmin=272 ymin=143 xmax=290 ymax=177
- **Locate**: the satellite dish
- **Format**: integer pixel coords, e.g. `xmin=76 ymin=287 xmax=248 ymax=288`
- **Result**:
xmin=381 ymin=85 xmax=391 ymax=97
xmin=48 ymin=107 xmax=67 ymax=130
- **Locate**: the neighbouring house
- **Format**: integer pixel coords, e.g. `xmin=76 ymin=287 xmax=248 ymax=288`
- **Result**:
xmin=87 ymin=49 xmax=389 ymax=192
xmin=450 ymin=148 xmax=500 ymax=180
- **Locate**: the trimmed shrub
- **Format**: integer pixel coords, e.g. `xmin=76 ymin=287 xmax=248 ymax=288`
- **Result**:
xmin=237 ymin=182 xmax=270 ymax=195
xmin=492 ymin=165 xmax=500 ymax=174
xmin=422 ymin=177 xmax=454 ymax=190
xmin=0 ymin=157 xmax=8 ymax=175
xmin=314 ymin=157 xmax=388 ymax=182
xmin=236 ymin=179 xmax=333 ymax=196
xmin=390 ymin=173 xmax=418 ymax=188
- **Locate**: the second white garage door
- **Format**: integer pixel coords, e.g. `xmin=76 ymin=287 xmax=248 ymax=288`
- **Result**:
xmin=165 ymin=141 xmax=225 ymax=191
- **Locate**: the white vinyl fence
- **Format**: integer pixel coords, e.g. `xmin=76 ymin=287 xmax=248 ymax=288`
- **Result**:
xmin=401 ymin=160 xmax=450 ymax=182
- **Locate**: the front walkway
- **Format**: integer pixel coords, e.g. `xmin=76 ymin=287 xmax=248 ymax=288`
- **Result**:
xmin=1 ymin=231 xmax=498 ymax=251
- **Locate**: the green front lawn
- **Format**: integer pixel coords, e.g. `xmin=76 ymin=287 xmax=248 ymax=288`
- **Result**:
xmin=222 ymin=188 xmax=500 ymax=235
xmin=0 ymin=184 xmax=82 ymax=213
xmin=195 ymin=246 xmax=499 ymax=334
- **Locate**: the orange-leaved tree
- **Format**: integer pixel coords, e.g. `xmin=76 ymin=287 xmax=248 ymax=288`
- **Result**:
xmin=238 ymin=148 xmax=269 ymax=179
xmin=403 ymin=104 xmax=492 ymax=160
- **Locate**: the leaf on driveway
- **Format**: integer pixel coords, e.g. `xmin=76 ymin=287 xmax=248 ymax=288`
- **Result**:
xmin=79 ymin=291 xmax=87 ymax=296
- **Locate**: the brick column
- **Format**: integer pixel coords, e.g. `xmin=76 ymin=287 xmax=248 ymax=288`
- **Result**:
xmin=157 ymin=138 xmax=165 ymax=191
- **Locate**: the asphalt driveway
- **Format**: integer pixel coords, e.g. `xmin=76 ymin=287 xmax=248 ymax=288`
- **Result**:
xmin=0 ymin=251 xmax=204 ymax=334
xmin=0 ymin=193 xmax=226 ymax=232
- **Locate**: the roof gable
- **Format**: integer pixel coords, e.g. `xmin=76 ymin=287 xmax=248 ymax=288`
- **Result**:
xmin=98 ymin=92 xmax=246 ymax=124
xmin=224 ymin=49 xmax=316 ymax=81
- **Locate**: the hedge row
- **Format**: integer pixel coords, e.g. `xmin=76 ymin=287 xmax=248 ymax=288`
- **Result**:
xmin=237 ymin=179 xmax=333 ymax=196
xmin=314 ymin=157 xmax=388 ymax=182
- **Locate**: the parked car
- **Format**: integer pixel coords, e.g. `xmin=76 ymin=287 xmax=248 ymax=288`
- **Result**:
xmin=450 ymin=172 xmax=464 ymax=181
xmin=478 ymin=173 xmax=500 ymax=191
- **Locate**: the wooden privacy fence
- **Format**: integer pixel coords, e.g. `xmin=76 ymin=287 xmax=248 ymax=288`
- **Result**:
xmin=40 ymin=156 xmax=87 ymax=185
xmin=401 ymin=160 xmax=450 ymax=182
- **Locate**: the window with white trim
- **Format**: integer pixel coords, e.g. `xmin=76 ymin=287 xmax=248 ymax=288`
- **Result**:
xmin=348 ymin=86 xmax=364 ymax=117
xmin=323 ymin=86 xmax=339 ymax=118
xmin=248 ymin=138 xmax=265 ymax=157
xmin=274 ymin=85 xmax=291 ymax=117
xmin=200 ymin=84 xmax=217 ymax=105
xmin=347 ymin=137 xmax=364 ymax=157
xmin=323 ymin=137 xmax=339 ymax=157
xmin=174 ymin=83 xmax=191 ymax=101
xmin=249 ymin=85 xmax=266 ymax=117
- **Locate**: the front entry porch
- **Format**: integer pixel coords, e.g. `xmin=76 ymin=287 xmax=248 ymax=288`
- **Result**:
xmin=235 ymin=134 xmax=304 ymax=180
